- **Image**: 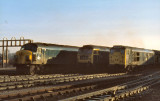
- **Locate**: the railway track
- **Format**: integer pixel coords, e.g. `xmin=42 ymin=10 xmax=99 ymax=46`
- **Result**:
xmin=60 ymin=71 xmax=160 ymax=101
xmin=0 ymin=73 xmax=133 ymax=101
xmin=0 ymin=68 xmax=159 ymax=101
xmin=0 ymin=73 xmax=126 ymax=92
xmin=0 ymin=74 xmax=78 ymax=91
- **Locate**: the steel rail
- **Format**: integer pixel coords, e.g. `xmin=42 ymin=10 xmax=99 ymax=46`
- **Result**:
xmin=0 ymin=74 xmax=131 ymax=101
xmin=0 ymin=73 xmax=126 ymax=91
xmin=59 ymin=71 xmax=160 ymax=101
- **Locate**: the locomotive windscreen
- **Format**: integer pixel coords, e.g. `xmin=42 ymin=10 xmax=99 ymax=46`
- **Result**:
xmin=78 ymin=48 xmax=92 ymax=54
xmin=21 ymin=44 xmax=37 ymax=52
xmin=111 ymin=48 xmax=125 ymax=54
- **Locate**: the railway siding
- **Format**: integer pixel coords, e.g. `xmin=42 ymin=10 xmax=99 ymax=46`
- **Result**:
xmin=0 ymin=73 xmax=126 ymax=92
xmin=60 ymin=71 xmax=160 ymax=101
xmin=0 ymin=73 xmax=132 ymax=101
xmin=0 ymin=70 xmax=159 ymax=101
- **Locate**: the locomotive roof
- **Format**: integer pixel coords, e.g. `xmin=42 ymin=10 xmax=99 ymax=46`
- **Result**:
xmin=113 ymin=45 xmax=154 ymax=53
xmin=80 ymin=45 xmax=110 ymax=51
xmin=153 ymin=50 xmax=160 ymax=54
xmin=24 ymin=42 xmax=80 ymax=48
xmin=113 ymin=45 xmax=142 ymax=49
xmin=83 ymin=45 xmax=110 ymax=49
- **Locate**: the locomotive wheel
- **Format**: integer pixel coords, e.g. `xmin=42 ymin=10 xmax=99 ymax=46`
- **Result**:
xmin=38 ymin=65 xmax=45 ymax=74
xmin=126 ymin=65 xmax=132 ymax=73
xmin=29 ymin=65 xmax=36 ymax=75
xmin=125 ymin=66 xmax=130 ymax=73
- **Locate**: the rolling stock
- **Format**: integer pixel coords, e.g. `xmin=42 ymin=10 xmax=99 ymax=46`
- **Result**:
xmin=14 ymin=43 xmax=160 ymax=75
xmin=77 ymin=45 xmax=110 ymax=65
xmin=77 ymin=45 xmax=110 ymax=73
xmin=109 ymin=45 xmax=160 ymax=72
xmin=14 ymin=43 xmax=79 ymax=74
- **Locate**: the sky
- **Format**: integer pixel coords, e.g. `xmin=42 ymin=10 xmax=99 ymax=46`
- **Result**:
xmin=0 ymin=0 xmax=160 ymax=52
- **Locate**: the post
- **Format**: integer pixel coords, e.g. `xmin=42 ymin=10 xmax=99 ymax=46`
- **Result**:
xmin=23 ymin=40 xmax=25 ymax=45
xmin=2 ymin=40 xmax=4 ymax=68
xmin=19 ymin=40 xmax=21 ymax=46
xmin=6 ymin=41 xmax=8 ymax=67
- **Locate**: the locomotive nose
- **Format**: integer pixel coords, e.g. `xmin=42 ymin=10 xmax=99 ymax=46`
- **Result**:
xmin=110 ymin=52 xmax=124 ymax=64
xmin=16 ymin=50 xmax=32 ymax=64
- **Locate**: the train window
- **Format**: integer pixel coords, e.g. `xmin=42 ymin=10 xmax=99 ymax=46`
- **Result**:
xmin=42 ymin=49 xmax=44 ymax=54
xmin=21 ymin=44 xmax=37 ymax=52
xmin=121 ymin=50 xmax=125 ymax=54
xmin=136 ymin=52 xmax=140 ymax=56
xmin=79 ymin=49 xmax=92 ymax=54
xmin=110 ymin=50 xmax=114 ymax=54
xmin=134 ymin=57 xmax=140 ymax=62
xmin=38 ymin=48 xmax=41 ymax=53
xmin=93 ymin=51 xmax=98 ymax=55
xmin=134 ymin=52 xmax=140 ymax=62
xmin=87 ymin=50 xmax=92 ymax=54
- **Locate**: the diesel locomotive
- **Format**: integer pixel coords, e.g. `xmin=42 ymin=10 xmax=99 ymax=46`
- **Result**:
xmin=77 ymin=45 xmax=110 ymax=73
xmin=77 ymin=45 xmax=110 ymax=65
xmin=109 ymin=45 xmax=160 ymax=72
xmin=14 ymin=42 xmax=160 ymax=75
xmin=14 ymin=43 xmax=79 ymax=75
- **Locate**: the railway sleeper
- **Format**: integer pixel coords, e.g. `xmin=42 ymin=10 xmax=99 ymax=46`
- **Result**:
xmin=59 ymin=76 xmax=159 ymax=101
xmin=3 ymin=85 xmax=96 ymax=101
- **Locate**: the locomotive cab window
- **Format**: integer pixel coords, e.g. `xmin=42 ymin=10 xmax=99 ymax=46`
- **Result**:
xmin=93 ymin=50 xmax=99 ymax=55
xmin=110 ymin=50 xmax=114 ymax=54
xmin=21 ymin=44 xmax=37 ymax=52
xmin=79 ymin=49 xmax=92 ymax=54
xmin=121 ymin=50 xmax=125 ymax=54
xmin=42 ymin=49 xmax=45 ymax=54
xmin=38 ymin=48 xmax=42 ymax=53
xmin=110 ymin=48 xmax=125 ymax=54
